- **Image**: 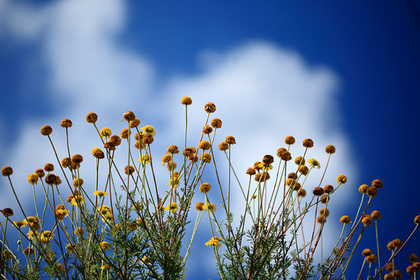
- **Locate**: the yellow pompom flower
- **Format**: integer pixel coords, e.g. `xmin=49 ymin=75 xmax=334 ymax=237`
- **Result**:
xmin=100 ymin=128 xmax=112 ymax=139
xmin=257 ymin=162 xmax=273 ymax=171
xmin=307 ymin=158 xmax=321 ymax=169
xmin=169 ymin=176 xmax=180 ymax=188
xmin=140 ymin=154 xmax=151 ymax=164
xmin=140 ymin=125 xmax=156 ymax=136
xmin=70 ymin=196 xmax=85 ymax=206
xmin=336 ymin=174 xmax=347 ymax=184
xmin=27 ymin=174 xmax=39 ymax=185
xmin=203 ymin=203 xmax=216 ymax=213
xmin=93 ymin=191 xmax=108 ymax=197
xmin=205 ymin=236 xmax=222 ymax=247
xmin=165 ymin=202 xmax=178 ymax=213
xmin=100 ymin=241 xmax=111 ymax=251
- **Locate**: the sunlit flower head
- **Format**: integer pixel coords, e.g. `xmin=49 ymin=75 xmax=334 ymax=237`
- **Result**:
xmin=141 ymin=256 xmax=151 ymax=265
xmin=98 ymin=205 xmax=111 ymax=215
xmin=70 ymin=196 xmax=85 ymax=206
xmin=336 ymin=174 xmax=347 ymax=185
xmin=40 ymin=230 xmax=55 ymax=243
xmin=205 ymin=236 xmax=222 ymax=247
xmin=257 ymin=162 xmax=273 ymax=171
xmin=100 ymin=127 xmax=112 ymax=139
xmin=101 ymin=264 xmax=112 ymax=271
xmin=100 ymin=241 xmax=111 ymax=251
xmin=140 ymin=125 xmax=156 ymax=136
xmin=169 ymin=176 xmax=180 ymax=188
xmin=93 ymin=191 xmax=108 ymax=198
xmin=27 ymin=174 xmax=39 ymax=185
xmin=180 ymin=96 xmax=192 ymax=105
xmin=203 ymin=203 xmax=216 ymax=213
xmin=12 ymin=221 xmax=25 ymax=228
xmin=307 ymin=158 xmax=321 ymax=169
xmin=340 ymin=215 xmax=351 ymax=224
xmin=167 ymin=144 xmax=179 ymax=154
xmin=27 ymin=230 xmax=39 ymax=240
xmin=165 ymin=202 xmax=178 ymax=213
xmin=199 ymin=183 xmax=211 ymax=193
xmin=195 ymin=202 xmax=204 ymax=211
xmin=140 ymin=154 xmax=151 ymax=164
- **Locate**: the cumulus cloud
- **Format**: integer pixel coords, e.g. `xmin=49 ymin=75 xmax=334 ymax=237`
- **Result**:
xmin=0 ymin=0 xmax=357 ymax=278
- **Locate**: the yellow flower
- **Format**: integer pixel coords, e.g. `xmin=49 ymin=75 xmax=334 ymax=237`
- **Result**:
xmin=100 ymin=241 xmax=111 ymax=251
xmin=100 ymin=264 xmax=112 ymax=271
xmin=140 ymin=125 xmax=156 ymax=136
xmin=13 ymin=221 xmax=25 ymax=228
xmin=307 ymin=158 xmax=321 ymax=169
xmin=205 ymin=236 xmax=222 ymax=247
xmin=27 ymin=174 xmax=39 ymax=185
xmin=93 ymin=191 xmax=108 ymax=197
xmin=65 ymin=243 xmax=76 ymax=253
xmin=203 ymin=203 xmax=216 ymax=213
xmin=40 ymin=230 xmax=55 ymax=243
xmin=257 ymin=162 xmax=273 ymax=171
xmin=140 ymin=154 xmax=151 ymax=164
xmin=165 ymin=202 xmax=178 ymax=213
xmin=70 ymin=195 xmax=85 ymax=206
xmin=97 ymin=205 xmax=111 ymax=215
xmin=100 ymin=128 xmax=112 ymax=139
xmin=141 ymin=256 xmax=151 ymax=265
xmin=91 ymin=147 xmax=101 ymax=156
xmin=27 ymin=230 xmax=39 ymax=240
xmin=169 ymin=176 xmax=180 ymax=188
xmin=336 ymin=174 xmax=347 ymax=185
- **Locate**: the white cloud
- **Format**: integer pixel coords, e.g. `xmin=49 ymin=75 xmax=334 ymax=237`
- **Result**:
xmin=0 ymin=0 xmax=357 ymax=278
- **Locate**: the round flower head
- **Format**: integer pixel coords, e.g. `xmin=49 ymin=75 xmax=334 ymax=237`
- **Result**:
xmin=104 ymin=141 xmax=116 ymax=150
xmin=371 ymin=210 xmax=381 ymax=220
xmin=1 ymin=208 xmax=14 ymax=217
xmin=142 ymin=133 xmax=154 ymax=144
xmin=297 ymin=189 xmax=306 ymax=197
xmin=86 ymin=112 xmax=98 ymax=123
xmin=386 ymin=263 xmax=395 ymax=271
xmin=276 ymin=148 xmax=287 ymax=158
xmin=204 ymin=102 xmax=216 ymax=113
xmin=125 ymin=165 xmax=135 ymax=175
xmin=129 ymin=118 xmax=141 ymax=128
xmin=406 ymin=265 xmax=416 ymax=274
xmin=141 ymin=125 xmax=156 ymax=136
xmin=280 ymin=151 xmax=292 ymax=161
xmin=198 ymin=141 xmax=211 ymax=150
xmin=183 ymin=147 xmax=195 ymax=157
xmin=325 ymin=145 xmax=336 ymax=154
xmin=72 ymin=178 xmax=84 ymax=188
xmin=299 ymin=165 xmax=309 ymax=175
xmin=167 ymin=144 xmax=179 ymax=154
xmin=166 ymin=161 xmax=177 ymax=171
xmin=393 ymin=239 xmax=403 ymax=249
xmin=340 ymin=215 xmax=351 ymax=224
xmin=336 ymin=175 xmax=347 ymax=184
xmin=71 ymin=154 xmax=83 ymax=164
xmin=45 ymin=174 xmax=57 ymax=185
xmin=409 ymin=254 xmax=418 ymax=263
xmin=302 ymin=138 xmax=314 ymax=148
xmin=189 ymin=155 xmax=198 ymax=162
xmin=415 ymin=215 xmax=420 ymax=224
xmin=100 ymin=241 xmax=111 ymax=251
xmin=367 ymin=187 xmax=378 ymax=197
xmin=319 ymin=208 xmax=330 ymax=217
xmin=60 ymin=118 xmax=73 ymax=128
xmin=23 ymin=247 xmax=35 ymax=255
xmin=254 ymin=172 xmax=270 ymax=182
xmin=61 ymin=157 xmax=70 ymax=168
xmin=100 ymin=127 xmax=112 ymax=139
xmin=180 ymin=96 xmax=192 ymax=105
xmin=91 ymin=147 xmax=103 ymax=157
xmin=254 ymin=161 xmax=262 ymax=171
xmin=35 ymin=168 xmax=45 ymax=178
xmin=285 ymin=178 xmax=296 ymax=187
xmin=262 ymin=155 xmax=274 ymax=164
xmin=246 ymin=168 xmax=256 ymax=175
xmin=200 ymin=153 xmax=211 ymax=163
xmin=120 ymin=128 xmax=131 ymax=139
xmin=366 ymin=254 xmax=377 ymax=263
xmin=362 ymin=248 xmax=372 ymax=256
xmin=225 ymin=136 xmax=236 ymax=145
xmin=288 ymin=172 xmax=297 ymax=179
xmin=211 ymin=118 xmax=222 ymax=128
xmin=372 ymin=179 xmax=383 ymax=189
xmin=195 ymin=202 xmax=204 ymax=211
xmin=393 ymin=270 xmax=402 ymax=279
xmin=44 ymin=163 xmax=54 ymax=172
xmin=122 ymin=111 xmax=136 ymax=122
xmin=109 ymin=135 xmax=122 ymax=146
xmin=134 ymin=131 xmax=142 ymax=140
xmin=199 ymin=183 xmax=211 ymax=193
xmin=362 ymin=216 xmax=372 ymax=226
xmin=27 ymin=174 xmax=39 ymax=185
xmin=285 ymin=136 xmax=295 ymax=145
xmin=307 ymin=158 xmax=321 ymax=169
xmin=165 ymin=202 xmax=178 ymax=213
xmin=313 ymin=187 xmax=324 ymax=196
xmin=324 ymin=185 xmax=334 ymax=194
xmin=202 ymin=125 xmax=213 ymax=134
xmin=320 ymin=194 xmax=330 ymax=204
xmin=135 ymin=140 xmax=145 ymax=150
xmin=294 ymin=156 xmax=305 ymax=165
xmin=316 ymin=216 xmax=326 ymax=224
xmin=162 ymin=154 xmax=171 ymax=165
xmin=359 ymin=184 xmax=369 ymax=194
xmin=218 ymin=142 xmax=229 ymax=151
xmin=40 ymin=125 xmax=53 ymax=136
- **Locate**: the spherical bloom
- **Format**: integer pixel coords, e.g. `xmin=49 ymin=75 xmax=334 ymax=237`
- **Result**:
xmin=27 ymin=174 xmax=39 ymax=185
xmin=100 ymin=241 xmax=111 ymax=251
xmin=276 ymin=148 xmax=287 ymax=158
xmin=91 ymin=147 xmax=105 ymax=159
xmin=415 ymin=215 xmax=420 ymax=224
xmin=204 ymin=102 xmax=216 ymax=113
xmin=86 ymin=112 xmax=98 ymax=123
xmin=61 ymin=157 xmax=70 ymax=168
xmin=285 ymin=136 xmax=295 ymax=145
xmin=325 ymin=145 xmax=336 ymax=154
xmin=393 ymin=239 xmax=403 ymax=248
xmin=99 ymin=128 xmax=112 ymax=139
xmin=366 ymin=254 xmax=377 ymax=263
xmin=93 ymin=191 xmax=108 ymax=197
xmin=406 ymin=265 xmax=416 ymax=274
xmin=336 ymin=175 xmax=347 ymax=184
xmin=320 ymin=194 xmax=330 ymax=204
xmin=280 ymin=151 xmax=292 ymax=161
xmin=316 ymin=216 xmax=326 ymax=224
xmin=165 ymin=202 xmax=178 ymax=213
xmin=129 ymin=118 xmax=141 ymax=128
xmin=167 ymin=145 xmax=179 ymax=154
xmin=297 ymin=189 xmax=307 ymax=197
xmin=1 ymin=208 xmax=14 ymax=217
xmin=386 ymin=263 xmax=395 ymax=271
xmin=60 ymin=119 xmax=72 ymax=128
xmin=166 ymin=161 xmax=177 ymax=171
xmin=218 ymin=142 xmax=229 ymax=151
xmin=23 ymin=247 xmax=34 ymax=255
xmin=313 ymin=187 xmax=324 ymax=196
xmin=40 ymin=230 xmax=55 ymax=243
xmin=199 ymin=183 xmax=211 ymax=193
xmin=371 ymin=210 xmax=381 ymax=220
xmin=202 ymin=125 xmax=213 ymax=134
xmin=319 ymin=208 xmax=330 ymax=217
xmin=302 ymin=138 xmax=314 ymax=148
xmin=125 ymin=165 xmax=135 ymax=175
xmin=200 ymin=153 xmax=211 ymax=163
xmin=246 ymin=168 xmax=256 ymax=175
xmin=44 ymin=163 xmax=54 ymax=172
xmin=109 ymin=135 xmax=122 ymax=146
xmin=294 ymin=156 xmax=305 ymax=165
xmin=120 ymin=128 xmax=131 ymax=139
xmin=225 ymin=136 xmax=236 ymax=145
xmin=362 ymin=216 xmax=372 ymax=226
xmin=72 ymin=178 xmax=84 ymax=188
xmin=195 ymin=202 xmax=204 ymax=211
xmin=254 ymin=172 xmax=270 ymax=182
xmin=205 ymin=236 xmax=222 ymax=247
xmin=211 ymin=118 xmax=222 ymax=128
xmin=162 ymin=154 xmax=172 ymax=165
xmin=71 ymin=154 xmax=83 ymax=164
xmin=262 ymin=155 xmax=274 ymax=165
xmin=183 ymin=147 xmax=196 ymax=157
xmin=180 ymin=96 xmax=192 ymax=105
xmin=393 ymin=270 xmax=402 ymax=279
xmin=40 ymin=125 xmax=53 ymax=136
xmin=140 ymin=125 xmax=156 ymax=136
xmin=307 ymin=158 xmax=321 ymax=169
xmin=367 ymin=187 xmax=378 ymax=197
xmin=285 ymin=178 xmax=296 ymax=187
xmin=362 ymin=248 xmax=372 ymax=256
xmin=35 ymin=168 xmax=45 ymax=178
xmin=340 ymin=215 xmax=351 ymax=224
xmin=372 ymin=179 xmax=383 ymax=189
xmin=324 ymin=185 xmax=334 ymax=194
xmin=122 ymin=111 xmax=136 ymax=122
xmin=203 ymin=203 xmax=216 ymax=212
xmin=198 ymin=141 xmax=211 ymax=150
xmin=409 ymin=254 xmax=418 ymax=263
xmin=298 ymin=165 xmax=309 ymax=175
xmin=358 ymin=184 xmax=368 ymax=194
xmin=45 ymin=174 xmax=57 ymax=185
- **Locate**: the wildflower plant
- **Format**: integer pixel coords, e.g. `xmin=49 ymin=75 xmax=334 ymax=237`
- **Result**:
xmin=0 ymin=97 xmax=418 ymax=280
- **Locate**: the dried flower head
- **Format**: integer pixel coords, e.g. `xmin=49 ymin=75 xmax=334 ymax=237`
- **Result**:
xmin=280 ymin=151 xmax=292 ymax=161
xmin=202 ymin=125 xmax=213 ymax=134
xmin=285 ymin=136 xmax=295 ymax=145
xmin=166 ymin=161 xmax=177 ymax=171
xmin=415 ymin=215 xmax=420 ymax=224
xmin=324 ymin=185 xmax=334 ymax=194
xmin=218 ymin=142 xmax=229 ymax=151
xmin=367 ymin=187 xmax=378 ymax=197
xmin=183 ymin=147 xmax=196 ymax=157
xmin=298 ymin=165 xmax=309 ymax=175
xmin=129 ymin=118 xmax=141 ymax=128
xmin=336 ymin=174 xmax=347 ymax=184
xmin=120 ymin=128 xmax=131 ymax=139
xmin=409 ymin=254 xmax=418 ymax=263
xmin=393 ymin=239 xmax=403 ymax=248
xmin=199 ymin=183 xmax=212 ymax=193
xmin=362 ymin=216 xmax=373 ymax=226
xmin=297 ymin=189 xmax=307 ymax=197
xmin=45 ymin=174 xmax=57 ymax=185
xmin=27 ymin=173 xmax=38 ymax=185
xmin=92 ymin=148 xmax=105 ymax=159
xmin=180 ymin=96 xmax=192 ymax=105
xmin=320 ymin=194 xmax=330 ymax=204
xmin=325 ymin=145 xmax=336 ymax=154
xmin=200 ymin=153 xmax=211 ymax=163
xmin=372 ymin=179 xmax=383 ymax=189
xmin=44 ymin=163 xmax=54 ymax=172
xmin=393 ymin=270 xmax=402 ymax=279
xmin=211 ymin=118 xmax=222 ymax=128
xmin=320 ymin=208 xmax=330 ymax=217
xmin=23 ymin=247 xmax=35 ymax=255
xmin=371 ymin=210 xmax=381 ymax=220
xmin=195 ymin=202 xmax=204 ymax=211
xmin=246 ymin=168 xmax=256 ymax=175
xmin=254 ymin=172 xmax=270 ymax=182
xmin=262 ymin=155 xmax=274 ymax=164
xmin=362 ymin=248 xmax=372 ymax=256
xmin=358 ymin=184 xmax=368 ymax=193
xmin=60 ymin=157 xmax=70 ymax=168
xmin=294 ymin=156 xmax=305 ymax=165
xmin=204 ymin=102 xmax=216 ymax=113
xmin=366 ymin=254 xmax=377 ymax=263
xmin=1 ymin=208 xmax=14 ymax=217
xmin=142 ymin=133 xmax=154 ymax=145
xmin=100 ymin=127 xmax=112 ymax=139
xmin=162 ymin=154 xmax=172 ymax=165
xmin=198 ymin=141 xmax=211 ymax=150
xmin=225 ymin=136 xmax=236 ymax=145
xmin=109 ymin=135 xmax=122 ymax=146
xmin=288 ymin=172 xmax=297 ymax=179
xmin=316 ymin=216 xmax=326 ymax=224
xmin=125 ymin=165 xmax=135 ymax=175
xmin=86 ymin=112 xmax=98 ymax=123
xmin=276 ymin=148 xmax=287 ymax=158
xmin=35 ymin=168 xmax=45 ymax=178
xmin=71 ymin=154 xmax=83 ymax=164
xmin=386 ymin=263 xmax=395 ymax=271
xmin=72 ymin=178 xmax=84 ymax=188
xmin=406 ymin=265 xmax=416 ymax=274
xmin=123 ymin=111 xmax=136 ymax=122
xmin=167 ymin=144 xmax=180 ymax=154
xmin=302 ymin=138 xmax=314 ymax=148
xmin=313 ymin=187 xmax=324 ymax=196
xmin=340 ymin=215 xmax=351 ymax=224
xmin=40 ymin=125 xmax=53 ymax=136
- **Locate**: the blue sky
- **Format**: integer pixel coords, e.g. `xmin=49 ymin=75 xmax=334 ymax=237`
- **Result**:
xmin=0 ymin=0 xmax=419 ymax=279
